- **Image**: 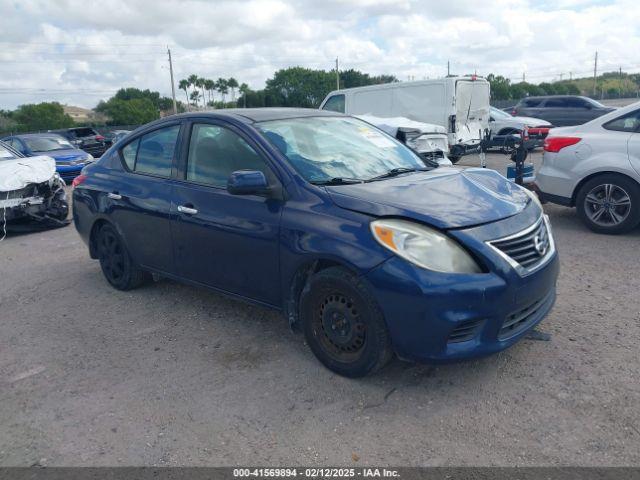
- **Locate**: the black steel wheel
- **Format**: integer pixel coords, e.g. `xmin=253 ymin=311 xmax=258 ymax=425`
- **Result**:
xmin=576 ymin=174 xmax=640 ymax=234
xmin=96 ymin=224 xmax=150 ymax=290
xmin=300 ymin=267 xmax=393 ymax=377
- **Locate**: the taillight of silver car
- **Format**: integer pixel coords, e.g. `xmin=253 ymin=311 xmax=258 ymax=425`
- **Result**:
xmin=543 ymin=137 xmax=581 ymax=153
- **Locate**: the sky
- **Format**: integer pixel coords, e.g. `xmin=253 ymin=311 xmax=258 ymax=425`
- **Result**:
xmin=1 ymin=0 xmax=638 ymax=109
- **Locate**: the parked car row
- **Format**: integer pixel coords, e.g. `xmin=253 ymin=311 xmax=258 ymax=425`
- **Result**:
xmin=1 ymin=133 xmax=94 ymax=182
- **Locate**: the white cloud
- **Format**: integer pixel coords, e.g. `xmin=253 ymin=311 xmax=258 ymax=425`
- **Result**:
xmin=0 ymin=0 xmax=638 ymax=109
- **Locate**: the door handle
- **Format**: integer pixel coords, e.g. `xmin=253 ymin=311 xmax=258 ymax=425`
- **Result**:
xmin=107 ymin=192 xmax=122 ymax=200
xmin=178 ymin=205 xmax=198 ymax=215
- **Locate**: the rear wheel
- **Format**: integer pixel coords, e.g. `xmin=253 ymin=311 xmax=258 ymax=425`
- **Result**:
xmin=300 ymin=267 xmax=393 ymax=377
xmin=576 ymin=174 xmax=640 ymax=234
xmin=96 ymin=224 xmax=150 ymax=290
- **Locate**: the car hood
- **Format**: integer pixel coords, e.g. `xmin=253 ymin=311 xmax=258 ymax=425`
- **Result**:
xmin=0 ymin=155 xmax=56 ymax=192
xmin=326 ymin=167 xmax=530 ymax=229
xmin=39 ymin=149 xmax=88 ymax=162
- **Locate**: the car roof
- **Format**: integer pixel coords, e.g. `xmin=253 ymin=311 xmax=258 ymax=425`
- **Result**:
xmin=11 ymin=132 xmax=67 ymax=139
xmin=163 ymin=107 xmax=342 ymax=125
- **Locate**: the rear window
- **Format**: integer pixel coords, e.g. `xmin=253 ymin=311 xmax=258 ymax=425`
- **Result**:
xmin=70 ymin=128 xmax=98 ymax=137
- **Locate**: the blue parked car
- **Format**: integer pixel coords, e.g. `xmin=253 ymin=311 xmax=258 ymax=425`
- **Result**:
xmin=72 ymin=109 xmax=558 ymax=377
xmin=1 ymin=133 xmax=93 ymax=182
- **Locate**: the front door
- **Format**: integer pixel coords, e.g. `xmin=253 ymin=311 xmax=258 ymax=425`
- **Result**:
xmin=170 ymin=121 xmax=283 ymax=306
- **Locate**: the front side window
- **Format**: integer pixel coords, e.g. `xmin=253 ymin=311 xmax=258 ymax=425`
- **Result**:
xmin=322 ymin=94 xmax=345 ymax=113
xmin=603 ymin=110 xmax=640 ymax=133
xmin=186 ymin=123 xmax=269 ymax=187
xmin=257 ymin=116 xmax=425 ymax=183
xmin=565 ymin=97 xmax=589 ymax=108
xmin=121 ymin=125 xmax=179 ymax=177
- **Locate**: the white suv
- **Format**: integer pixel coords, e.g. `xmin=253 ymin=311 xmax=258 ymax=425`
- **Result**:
xmin=537 ymin=101 xmax=640 ymax=234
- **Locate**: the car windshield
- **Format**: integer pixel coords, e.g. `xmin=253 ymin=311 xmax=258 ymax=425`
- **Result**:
xmin=257 ymin=116 xmax=427 ymax=183
xmin=491 ymin=107 xmax=511 ymax=119
xmin=23 ymin=136 xmax=74 ymax=152
xmin=586 ymin=97 xmax=606 ymax=108
xmin=0 ymin=143 xmax=18 ymax=160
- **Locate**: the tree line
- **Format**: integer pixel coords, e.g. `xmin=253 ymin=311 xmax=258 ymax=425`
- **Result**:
xmin=2 ymin=67 xmax=638 ymax=134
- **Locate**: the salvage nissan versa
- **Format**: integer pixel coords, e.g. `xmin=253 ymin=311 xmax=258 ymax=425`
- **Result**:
xmin=72 ymin=108 xmax=559 ymax=377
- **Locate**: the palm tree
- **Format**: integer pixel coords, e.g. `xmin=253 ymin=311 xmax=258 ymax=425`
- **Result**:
xmin=216 ymin=78 xmax=228 ymax=104
xmin=227 ymin=77 xmax=239 ymax=103
xmin=189 ymin=90 xmax=200 ymax=107
xmin=196 ymin=77 xmax=207 ymax=108
xmin=179 ymin=79 xmax=190 ymax=111
xmin=204 ymin=79 xmax=215 ymax=105
xmin=187 ymin=74 xmax=199 ymax=107
xmin=239 ymin=83 xmax=249 ymax=108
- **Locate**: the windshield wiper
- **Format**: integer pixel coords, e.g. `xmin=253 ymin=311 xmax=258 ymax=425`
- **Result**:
xmin=310 ymin=177 xmax=364 ymax=186
xmin=366 ymin=167 xmax=427 ymax=182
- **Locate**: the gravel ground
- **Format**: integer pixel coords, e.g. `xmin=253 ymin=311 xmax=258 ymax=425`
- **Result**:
xmin=1 ymin=152 xmax=639 ymax=466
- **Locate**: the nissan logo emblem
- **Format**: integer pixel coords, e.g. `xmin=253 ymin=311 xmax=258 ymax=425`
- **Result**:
xmin=534 ymin=234 xmax=548 ymax=256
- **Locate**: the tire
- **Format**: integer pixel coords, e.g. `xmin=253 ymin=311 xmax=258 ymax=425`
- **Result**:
xmin=448 ymin=155 xmax=461 ymax=164
xmin=299 ymin=267 xmax=393 ymax=378
xmin=96 ymin=224 xmax=150 ymax=290
xmin=576 ymin=174 xmax=640 ymax=234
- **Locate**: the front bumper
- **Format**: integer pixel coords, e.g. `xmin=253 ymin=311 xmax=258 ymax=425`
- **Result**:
xmin=363 ymin=207 xmax=559 ymax=363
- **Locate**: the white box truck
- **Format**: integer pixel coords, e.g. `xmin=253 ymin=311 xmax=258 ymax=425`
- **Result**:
xmin=319 ymin=76 xmax=491 ymax=163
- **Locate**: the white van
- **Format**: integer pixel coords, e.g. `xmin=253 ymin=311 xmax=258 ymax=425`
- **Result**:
xmin=319 ymin=76 xmax=491 ymax=162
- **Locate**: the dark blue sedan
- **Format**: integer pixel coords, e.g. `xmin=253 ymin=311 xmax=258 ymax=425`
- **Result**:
xmin=1 ymin=133 xmax=93 ymax=182
xmin=72 ymin=108 xmax=558 ymax=377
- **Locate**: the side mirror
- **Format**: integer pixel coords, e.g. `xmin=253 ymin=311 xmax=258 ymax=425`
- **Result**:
xmin=227 ymin=170 xmax=269 ymax=195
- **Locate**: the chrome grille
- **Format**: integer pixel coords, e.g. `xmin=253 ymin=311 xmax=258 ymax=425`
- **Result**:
xmin=488 ymin=215 xmax=554 ymax=275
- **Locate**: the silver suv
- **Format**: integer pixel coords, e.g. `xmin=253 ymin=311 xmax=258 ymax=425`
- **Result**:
xmin=537 ymin=101 xmax=640 ymax=234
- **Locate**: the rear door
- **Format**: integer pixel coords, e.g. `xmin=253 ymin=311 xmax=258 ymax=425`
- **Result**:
xmin=454 ymin=80 xmax=490 ymax=142
xmin=170 ymin=119 xmax=283 ymax=306
xmin=110 ymin=122 xmax=183 ymax=274
xmin=565 ymin=97 xmax=595 ymax=125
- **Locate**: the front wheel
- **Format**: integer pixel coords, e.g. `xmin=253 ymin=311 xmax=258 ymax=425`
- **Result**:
xmin=96 ymin=224 xmax=150 ymax=290
xmin=300 ymin=267 xmax=393 ymax=377
xmin=448 ymin=155 xmax=461 ymax=164
xmin=576 ymin=174 xmax=640 ymax=234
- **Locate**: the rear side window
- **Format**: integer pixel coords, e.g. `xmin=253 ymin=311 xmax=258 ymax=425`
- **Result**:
xmin=121 ymin=125 xmax=180 ymax=177
xmin=603 ymin=110 xmax=640 ymax=132
xmin=186 ymin=123 xmax=270 ymax=187
xmin=322 ymin=94 xmax=345 ymax=113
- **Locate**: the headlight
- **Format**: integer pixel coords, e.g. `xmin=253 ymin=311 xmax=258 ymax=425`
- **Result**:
xmin=371 ymin=219 xmax=482 ymax=273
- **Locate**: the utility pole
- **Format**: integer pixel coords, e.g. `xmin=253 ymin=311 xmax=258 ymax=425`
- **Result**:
xmin=522 ymin=72 xmax=525 ymax=83
xmin=593 ymin=51 xmax=598 ymax=96
xmin=559 ymin=73 xmax=563 ymax=81
xmin=167 ymin=47 xmax=177 ymax=115
xmin=335 ymin=57 xmax=339 ymax=90
xmin=569 ymin=71 xmax=572 ymax=81
xmin=619 ymin=66 xmax=623 ymax=98
xmin=447 ymin=60 xmax=450 ymax=76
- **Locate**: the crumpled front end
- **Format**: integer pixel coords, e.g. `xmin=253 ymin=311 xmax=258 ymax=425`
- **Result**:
xmin=0 ymin=174 xmax=70 ymax=230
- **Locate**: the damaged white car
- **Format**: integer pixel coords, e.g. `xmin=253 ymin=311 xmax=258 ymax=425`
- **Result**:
xmin=355 ymin=115 xmax=452 ymax=166
xmin=0 ymin=141 xmax=69 ymax=232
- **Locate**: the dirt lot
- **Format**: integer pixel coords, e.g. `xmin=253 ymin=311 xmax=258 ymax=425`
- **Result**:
xmin=1 ymin=152 xmax=639 ymax=466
